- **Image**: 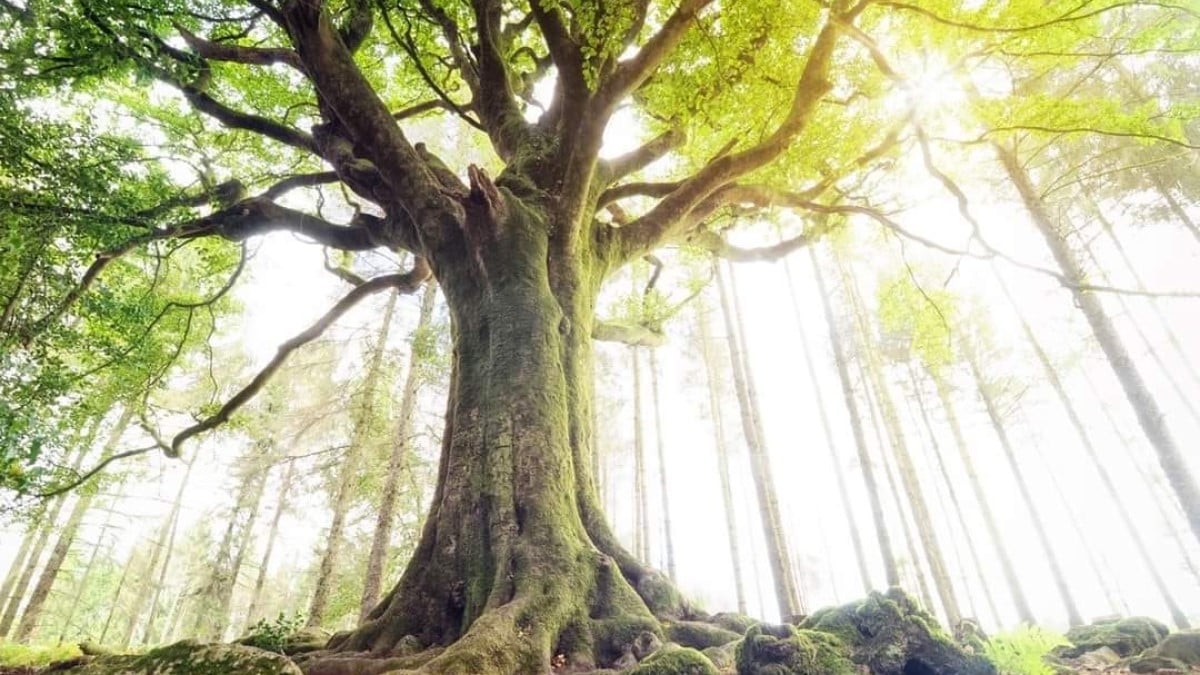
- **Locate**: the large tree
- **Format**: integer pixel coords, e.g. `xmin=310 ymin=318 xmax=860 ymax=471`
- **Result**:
xmin=4 ymin=0 xmax=1195 ymax=672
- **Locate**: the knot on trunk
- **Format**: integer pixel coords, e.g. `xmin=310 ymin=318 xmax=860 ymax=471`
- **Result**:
xmin=465 ymin=164 xmax=507 ymax=229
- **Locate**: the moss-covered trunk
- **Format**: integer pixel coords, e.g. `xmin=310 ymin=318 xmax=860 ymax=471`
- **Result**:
xmin=316 ymin=191 xmax=683 ymax=675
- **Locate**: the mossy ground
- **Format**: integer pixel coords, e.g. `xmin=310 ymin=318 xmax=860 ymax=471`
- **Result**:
xmin=0 ymin=641 xmax=82 ymax=668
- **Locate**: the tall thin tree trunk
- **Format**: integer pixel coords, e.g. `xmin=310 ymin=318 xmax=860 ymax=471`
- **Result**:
xmin=783 ymin=256 xmax=872 ymax=594
xmin=696 ymin=298 xmax=748 ymax=614
xmin=964 ymin=349 xmax=1083 ymax=627
xmin=907 ymin=365 xmax=1000 ymax=627
xmin=718 ymin=262 xmax=803 ymax=618
xmin=221 ymin=466 xmax=268 ymax=638
xmin=838 ymin=254 xmax=961 ymax=626
xmin=810 ymin=247 xmax=898 ymax=587
xmin=142 ymin=463 xmax=191 ymax=646
xmin=360 ymin=282 xmax=437 ymax=622
xmin=632 ymin=346 xmax=650 ymax=564
xmin=308 ymin=290 xmax=399 ymax=627
xmin=993 ymin=263 xmax=1190 ymax=627
xmin=123 ymin=457 xmax=196 ymax=648
xmin=14 ymin=409 xmax=133 ymax=641
xmin=57 ymin=501 xmax=120 ymax=642
xmin=1150 ymin=174 xmax=1200 ymax=244
xmin=648 ymin=350 xmax=677 ymax=582
xmin=998 ymin=143 xmax=1200 ymax=544
xmin=247 ymin=458 xmax=297 ymax=626
xmin=0 ymin=431 xmax=96 ymax=636
xmin=98 ymin=535 xmax=136 ymax=645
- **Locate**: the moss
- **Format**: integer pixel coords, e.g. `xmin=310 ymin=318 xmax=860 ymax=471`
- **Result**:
xmin=592 ymin=616 xmax=663 ymax=666
xmin=710 ymin=612 xmax=759 ymax=636
xmin=1059 ymin=617 xmax=1169 ymax=658
xmin=701 ymin=641 xmax=738 ymax=671
xmin=66 ymin=640 xmax=302 ymax=675
xmin=637 ymin=571 xmax=690 ymax=619
xmin=631 ymin=646 xmax=719 ymax=675
xmin=666 ymin=621 xmax=740 ymax=650
xmin=799 ymin=589 xmax=995 ymax=675
xmin=736 ymin=624 xmax=855 ymax=675
xmin=0 ymin=641 xmax=83 ymax=667
xmin=1128 ymin=630 xmax=1200 ymax=672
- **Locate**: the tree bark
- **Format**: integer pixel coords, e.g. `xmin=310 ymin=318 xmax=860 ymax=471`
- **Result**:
xmin=309 ymin=289 xmax=400 ymax=627
xmin=57 ymin=500 xmax=120 ymax=642
xmin=695 ymin=297 xmax=748 ymax=614
xmin=838 ymin=253 xmax=961 ymax=626
xmin=632 ymin=346 xmax=651 ymax=564
xmin=717 ymin=261 xmax=803 ymax=619
xmin=809 ymin=247 xmax=898 ymax=588
xmin=784 ymin=255 xmax=873 ymax=595
xmin=246 ymin=457 xmax=297 ymax=627
xmin=14 ymin=409 xmax=133 ymax=641
xmin=648 ymin=350 xmax=677 ymax=582
xmin=964 ymin=349 xmax=1083 ymax=627
xmin=998 ymin=143 xmax=1200 ymax=545
xmin=141 ymin=460 xmax=192 ymax=646
xmin=360 ymin=282 xmax=438 ymax=622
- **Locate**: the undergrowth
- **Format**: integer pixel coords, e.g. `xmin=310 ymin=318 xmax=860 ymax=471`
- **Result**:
xmin=0 ymin=640 xmax=83 ymax=667
xmin=984 ymin=624 xmax=1069 ymax=675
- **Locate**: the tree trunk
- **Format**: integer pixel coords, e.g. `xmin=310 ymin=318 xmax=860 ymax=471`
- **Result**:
xmin=141 ymin=463 xmax=191 ymax=646
xmin=1150 ymin=173 xmax=1200 ymax=244
xmin=360 ymin=282 xmax=438 ymax=622
xmin=99 ymin=530 xmax=137 ymax=645
xmin=838 ymin=254 xmax=961 ymax=626
xmin=717 ymin=262 xmax=803 ymax=619
xmin=907 ymin=365 xmax=1001 ymax=628
xmin=123 ymin=456 xmax=196 ymax=648
xmin=57 ymin=501 xmax=120 ymax=643
xmin=319 ymin=195 xmax=688 ymax=674
xmin=632 ymin=346 xmax=651 ymax=564
xmin=309 ymin=290 xmax=400 ymax=627
xmin=997 ymin=143 xmax=1200 ymax=544
xmin=0 ymin=432 xmax=95 ymax=637
xmin=992 ymin=263 xmax=1190 ymax=627
xmin=695 ymin=297 xmax=748 ymax=614
xmin=809 ymin=247 xmax=898 ymax=588
xmin=14 ymin=409 xmax=133 ymax=641
xmin=246 ymin=458 xmax=297 ymax=627
xmin=929 ymin=370 xmax=1036 ymax=625
xmin=648 ymin=350 xmax=677 ymax=582
xmin=783 ymin=255 xmax=872 ymax=595
xmin=964 ymin=349 xmax=1083 ymax=627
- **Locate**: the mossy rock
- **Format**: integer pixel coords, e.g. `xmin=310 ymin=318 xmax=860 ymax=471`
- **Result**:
xmin=631 ymin=646 xmax=719 ymax=675
xmin=667 ymin=622 xmax=742 ymax=650
xmin=60 ymin=640 xmax=301 ymax=675
xmin=1129 ymin=630 xmax=1200 ymax=673
xmin=701 ymin=641 xmax=739 ymax=671
xmin=799 ymin=588 xmax=995 ymax=675
xmin=736 ymin=623 xmax=855 ymax=674
xmin=711 ymin=613 xmax=760 ymax=636
xmin=1057 ymin=617 xmax=1169 ymax=658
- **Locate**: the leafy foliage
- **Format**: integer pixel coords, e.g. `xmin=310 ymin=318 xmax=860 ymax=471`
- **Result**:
xmin=984 ymin=625 xmax=1070 ymax=675
xmin=241 ymin=612 xmax=306 ymax=654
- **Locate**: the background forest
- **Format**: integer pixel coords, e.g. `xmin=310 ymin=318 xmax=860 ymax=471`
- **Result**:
xmin=0 ymin=0 xmax=1199 ymax=674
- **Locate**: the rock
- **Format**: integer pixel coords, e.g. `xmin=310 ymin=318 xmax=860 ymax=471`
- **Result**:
xmin=630 ymin=645 xmax=719 ymax=675
xmin=1130 ymin=630 xmax=1200 ymax=673
xmin=701 ymin=642 xmax=738 ymax=671
xmin=667 ymin=621 xmax=741 ymax=650
xmin=60 ymin=640 xmax=302 ymax=674
xmin=710 ymin=613 xmax=759 ymax=636
xmin=1074 ymin=646 xmax=1121 ymax=669
xmin=799 ymin=588 xmax=996 ymax=675
xmin=1057 ymin=617 xmax=1170 ymax=658
xmin=953 ymin=619 xmax=988 ymax=656
xmin=736 ymin=623 xmax=856 ymax=675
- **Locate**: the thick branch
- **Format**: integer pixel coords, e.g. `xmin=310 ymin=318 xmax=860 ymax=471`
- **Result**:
xmin=169 ymin=259 xmax=432 ymax=456
xmin=592 ymin=321 xmax=666 ymax=347
xmin=595 ymin=0 xmax=715 ymax=110
xmin=601 ymin=129 xmax=686 ymax=182
xmin=176 ymin=23 xmax=304 ymax=70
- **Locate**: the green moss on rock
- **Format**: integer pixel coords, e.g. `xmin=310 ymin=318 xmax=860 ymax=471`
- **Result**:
xmin=711 ymin=612 xmax=759 ymax=636
xmin=632 ymin=646 xmax=719 ymax=675
xmin=799 ymin=588 xmax=996 ymax=675
xmin=736 ymin=624 xmax=855 ymax=675
xmin=1128 ymin=630 xmax=1200 ymax=673
xmin=1057 ymin=616 xmax=1168 ymax=658
xmin=65 ymin=640 xmax=301 ymax=675
xmin=667 ymin=621 xmax=741 ymax=650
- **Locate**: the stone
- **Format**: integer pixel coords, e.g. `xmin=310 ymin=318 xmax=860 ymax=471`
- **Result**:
xmin=61 ymin=640 xmax=301 ymax=675
xmin=630 ymin=645 xmax=719 ymax=675
xmin=1129 ymin=630 xmax=1200 ymax=673
xmin=667 ymin=621 xmax=742 ymax=650
xmin=736 ymin=623 xmax=856 ymax=675
xmin=1057 ymin=617 xmax=1170 ymax=658
xmin=799 ymin=588 xmax=996 ymax=675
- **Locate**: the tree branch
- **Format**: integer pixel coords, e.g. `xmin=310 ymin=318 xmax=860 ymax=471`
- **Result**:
xmin=169 ymin=258 xmax=432 ymax=456
xmin=175 ymin=23 xmax=304 ymax=70
xmin=592 ymin=321 xmax=666 ymax=347
xmin=601 ymin=128 xmax=686 ymax=182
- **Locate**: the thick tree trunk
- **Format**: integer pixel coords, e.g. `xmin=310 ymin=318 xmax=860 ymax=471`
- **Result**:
xmin=316 ymin=195 xmax=686 ymax=674
xmin=124 ymin=456 xmax=196 ymax=648
xmin=964 ymin=350 xmax=1083 ymax=627
xmin=783 ymin=256 xmax=872 ymax=594
xmin=695 ymin=298 xmax=748 ymax=614
xmin=838 ymin=255 xmax=961 ymax=626
xmin=998 ymin=143 xmax=1200 ymax=544
xmin=717 ymin=262 xmax=803 ymax=619
xmin=360 ymin=282 xmax=437 ymax=622
xmin=14 ymin=409 xmax=132 ymax=641
xmin=648 ymin=350 xmax=677 ymax=582
xmin=907 ymin=365 xmax=1001 ymax=628
xmin=993 ymin=264 xmax=1190 ymax=627
xmin=309 ymin=290 xmax=400 ymax=627
xmin=809 ymin=247 xmax=898 ymax=588
xmin=929 ymin=371 xmax=1035 ymax=625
